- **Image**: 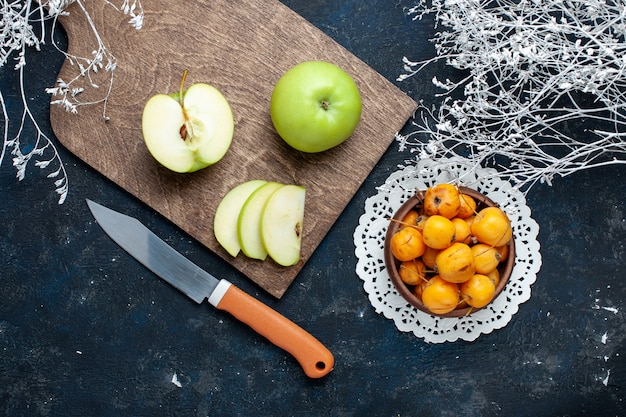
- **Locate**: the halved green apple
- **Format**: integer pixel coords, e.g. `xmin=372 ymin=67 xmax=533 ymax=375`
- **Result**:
xmin=141 ymin=71 xmax=234 ymax=173
xmin=214 ymin=180 xmax=267 ymax=257
xmin=261 ymin=184 xmax=306 ymax=266
xmin=237 ymin=182 xmax=284 ymax=260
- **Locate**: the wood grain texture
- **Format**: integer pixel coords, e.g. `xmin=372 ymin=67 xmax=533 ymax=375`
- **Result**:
xmin=49 ymin=0 xmax=416 ymax=298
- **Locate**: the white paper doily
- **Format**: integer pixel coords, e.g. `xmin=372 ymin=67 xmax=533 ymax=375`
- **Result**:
xmin=354 ymin=158 xmax=542 ymax=343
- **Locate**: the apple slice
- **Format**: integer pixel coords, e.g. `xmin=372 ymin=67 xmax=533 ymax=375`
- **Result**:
xmin=214 ymin=180 xmax=267 ymax=257
xmin=237 ymin=182 xmax=284 ymax=260
xmin=142 ymin=71 xmax=234 ymax=173
xmin=261 ymin=184 xmax=306 ymax=266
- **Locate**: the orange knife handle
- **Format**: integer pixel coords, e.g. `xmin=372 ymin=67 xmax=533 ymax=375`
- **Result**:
xmin=208 ymin=280 xmax=334 ymax=378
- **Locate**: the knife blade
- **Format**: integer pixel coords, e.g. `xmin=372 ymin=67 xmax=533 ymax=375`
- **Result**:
xmin=86 ymin=199 xmax=334 ymax=378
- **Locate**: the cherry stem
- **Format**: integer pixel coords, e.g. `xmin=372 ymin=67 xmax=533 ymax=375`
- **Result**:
xmin=388 ymin=218 xmax=418 ymax=228
xmin=399 ymin=263 xmax=428 ymax=283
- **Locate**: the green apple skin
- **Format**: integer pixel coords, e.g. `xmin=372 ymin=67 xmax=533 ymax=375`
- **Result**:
xmin=214 ymin=180 xmax=267 ymax=257
xmin=237 ymin=182 xmax=284 ymax=260
xmin=142 ymin=83 xmax=234 ymax=173
xmin=260 ymin=184 xmax=306 ymax=266
xmin=270 ymin=61 xmax=362 ymax=153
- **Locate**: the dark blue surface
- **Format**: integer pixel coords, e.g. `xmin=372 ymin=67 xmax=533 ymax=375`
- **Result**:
xmin=2 ymin=1 xmax=626 ymax=416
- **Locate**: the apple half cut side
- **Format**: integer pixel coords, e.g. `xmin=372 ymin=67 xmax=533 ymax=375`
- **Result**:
xmin=142 ymin=83 xmax=234 ymax=173
xmin=238 ymin=182 xmax=285 ymax=260
xmin=214 ymin=180 xmax=267 ymax=257
xmin=261 ymin=184 xmax=306 ymax=267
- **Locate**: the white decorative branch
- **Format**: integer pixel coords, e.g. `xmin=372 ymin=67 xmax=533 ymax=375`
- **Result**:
xmin=398 ymin=0 xmax=626 ymax=194
xmin=0 ymin=0 xmax=143 ymax=203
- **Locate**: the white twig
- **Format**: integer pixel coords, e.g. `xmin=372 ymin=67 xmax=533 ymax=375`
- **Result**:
xmin=1 ymin=0 xmax=144 ymax=203
xmin=399 ymin=0 xmax=626 ymax=194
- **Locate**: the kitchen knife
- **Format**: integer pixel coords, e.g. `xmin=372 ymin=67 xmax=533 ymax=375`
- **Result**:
xmin=86 ymin=199 xmax=334 ymax=378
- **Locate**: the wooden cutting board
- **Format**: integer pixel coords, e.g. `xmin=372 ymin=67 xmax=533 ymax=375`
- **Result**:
xmin=50 ymin=0 xmax=417 ymax=298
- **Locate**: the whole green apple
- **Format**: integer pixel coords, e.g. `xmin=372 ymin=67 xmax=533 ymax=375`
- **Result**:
xmin=270 ymin=61 xmax=362 ymax=153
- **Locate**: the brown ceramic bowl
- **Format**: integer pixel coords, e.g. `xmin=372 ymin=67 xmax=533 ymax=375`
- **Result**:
xmin=384 ymin=186 xmax=515 ymax=318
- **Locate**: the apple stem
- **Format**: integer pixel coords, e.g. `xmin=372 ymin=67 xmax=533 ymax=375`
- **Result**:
xmin=320 ymin=100 xmax=330 ymax=111
xmin=179 ymin=69 xmax=195 ymax=141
